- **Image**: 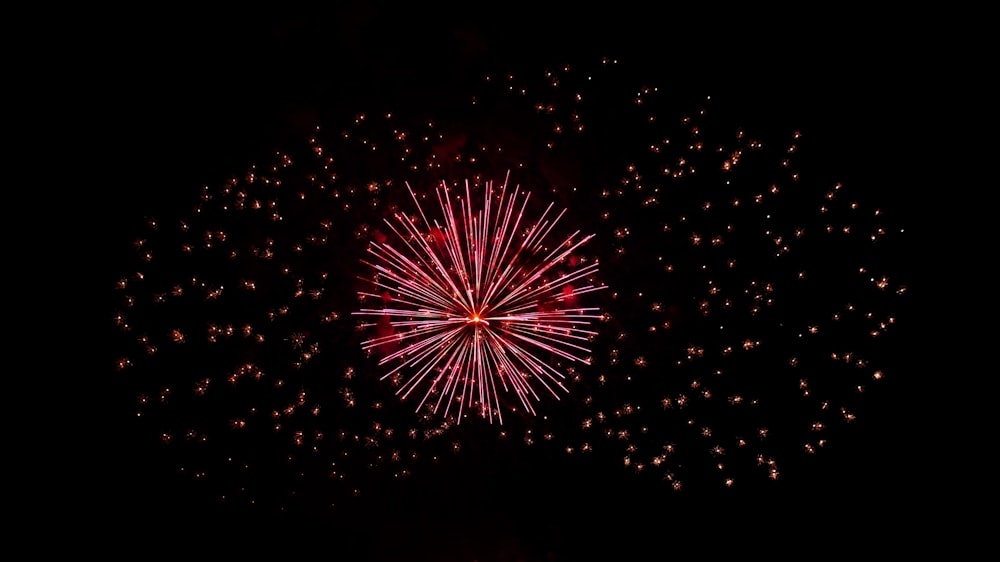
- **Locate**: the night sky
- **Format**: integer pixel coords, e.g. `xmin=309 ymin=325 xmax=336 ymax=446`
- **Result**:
xmin=95 ymin=6 xmax=940 ymax=559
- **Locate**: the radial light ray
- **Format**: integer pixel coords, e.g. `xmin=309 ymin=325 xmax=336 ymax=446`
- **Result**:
xmin=354 ymin=173 xmax=603 ymax=424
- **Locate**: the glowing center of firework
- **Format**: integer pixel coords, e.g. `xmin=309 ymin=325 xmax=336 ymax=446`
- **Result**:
xmin=466 ymin=312 xmax=488 ymax=325
xmin=355 ymin=173 xmax=603 ymax=424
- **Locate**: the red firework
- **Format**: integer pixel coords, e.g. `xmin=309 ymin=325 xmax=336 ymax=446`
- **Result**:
xmin=355 ymin=173 xmax=603 ymax=423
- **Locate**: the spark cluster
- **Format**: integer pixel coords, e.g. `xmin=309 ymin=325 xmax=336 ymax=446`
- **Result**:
xmin=113 ymin=56 xmax=906 ymax=511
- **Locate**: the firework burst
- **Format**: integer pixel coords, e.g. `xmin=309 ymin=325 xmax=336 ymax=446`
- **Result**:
xmin=355 ymin=174 xmax=603 ymax=423
xmin=112 ymin=54 xmax=907 ymax=516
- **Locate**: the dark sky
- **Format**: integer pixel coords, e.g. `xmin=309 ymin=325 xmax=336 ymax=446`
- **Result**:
xmin=91 ymin=6 xmax=946 ymax=559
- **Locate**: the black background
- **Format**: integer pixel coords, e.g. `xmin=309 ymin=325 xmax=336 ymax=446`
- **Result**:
xmin=82 ymin=4 xmax=961 ymax=558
